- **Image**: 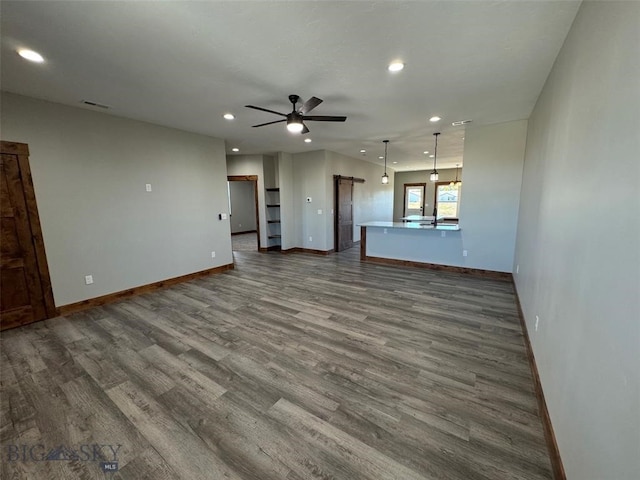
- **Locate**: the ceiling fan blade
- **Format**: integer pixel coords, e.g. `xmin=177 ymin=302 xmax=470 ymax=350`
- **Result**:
xmin=245 ymin=105 xmax=287 ymax=117
xmin=303 ymin=115 xmax=347 ymax=122
xmin=252 ymin=119 xmax=286 ymax=128
xmin=300 ymin=96 xmax=323 ymax=114
xmin=301 ymin=123 xmax=310 ymax=134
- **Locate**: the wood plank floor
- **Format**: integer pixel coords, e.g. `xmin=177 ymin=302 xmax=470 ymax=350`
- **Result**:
xmin=0 ymin=248 xmax=553 ymax=479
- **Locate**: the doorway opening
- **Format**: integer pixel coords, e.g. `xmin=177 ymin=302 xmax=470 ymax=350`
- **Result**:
xmin=227 ymin=175 xmax=260 ymax=252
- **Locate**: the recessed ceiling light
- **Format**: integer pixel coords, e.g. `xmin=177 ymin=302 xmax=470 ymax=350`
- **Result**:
xmin=18 ymin=49 xmax=44 ymax=63
xmin=429 ymin=116 xmax=441 ymax=122
xmin=304 ymin=138 xmax=312 ymax=143
xmin=231 ymin=148 xmax=239 ymax=152
xmin=360 ymin=149 xmax=366 ymax=153
xmin=388 ymin=61 xmax=404 ymax=72
xmin=429 ymin=154 xmax=434 ymax=158
xmin=378 ymin=156 xmax=384 ymax=159
xmin=392 ymin=161 xmax=398 ymax=164
xmin=423 ymin=151 xmax=429 ymax=155
xmin=223 ymin=113 xmax=235 ymax=120
xmin=452 ymin=119 xmax=472 ymax=126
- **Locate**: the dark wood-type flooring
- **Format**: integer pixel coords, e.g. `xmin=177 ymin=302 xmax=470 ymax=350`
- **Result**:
xmin=1 ymin=248 xmax=552 ymax=479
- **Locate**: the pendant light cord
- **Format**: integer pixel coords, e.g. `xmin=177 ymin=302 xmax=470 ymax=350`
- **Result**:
xmin=433 ymin=132 xmax=439 ymax=171
xmin=432 ymin=132 xmax=440 ymax=224
xmin=383 ymin=140 xmax=389 ymax=173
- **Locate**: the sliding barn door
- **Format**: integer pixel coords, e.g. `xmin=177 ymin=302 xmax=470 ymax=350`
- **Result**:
xmin=335 ymin=177 xmax=354 ymax=252
xmin=0 ymin=142 xmax=55 ymax=330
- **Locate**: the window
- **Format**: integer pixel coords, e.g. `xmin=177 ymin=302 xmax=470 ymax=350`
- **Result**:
xmin=434 ymin=182 xmax=461 ymax=218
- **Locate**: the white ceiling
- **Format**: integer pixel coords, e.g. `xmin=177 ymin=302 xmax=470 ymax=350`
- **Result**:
xmin=1 ymin=1 xmax=581 ymax=171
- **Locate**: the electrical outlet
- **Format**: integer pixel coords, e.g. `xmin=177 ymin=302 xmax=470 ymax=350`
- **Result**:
xmin=145 ymin=184 xmax=152 ymax=192
xmin=462 ymin=250 xmax=468 ymax=257
xmin=535 ymin=315 xmax=540 ymax=331
xmin=441 ymin=231 xmax=446 ymax=237
xmin=317 ymin=209 xmax=322 ymax=215
xmin=85 ymin=275 xmax=93 ymax=285
xmin=211 ymin=251 xmax=216 ymax=258
xmin=308 ymin=236 xmax=312 ymax=242
xmin=383 ymin=228 xmax=387 ymax=234
xmin=516 ymin=264 xmax=520 ymax=274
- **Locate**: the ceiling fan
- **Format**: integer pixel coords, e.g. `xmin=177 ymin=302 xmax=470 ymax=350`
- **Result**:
xmin=245 ymin=95 xmax=347 ymax=134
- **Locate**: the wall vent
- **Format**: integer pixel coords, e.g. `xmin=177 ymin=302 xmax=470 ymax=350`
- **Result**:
xmin=451 ymin=119 xmax=472 ymax=126
xmin=81 ymin=100 xmax=110 ymax=109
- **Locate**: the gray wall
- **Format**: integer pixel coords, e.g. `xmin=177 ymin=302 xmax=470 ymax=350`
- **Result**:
xmin=1 ymin=93 xmax=232 ymax=307
xmin=228 ymin=181 xmax=256 ymax=233
xmin=292 ymin=150 xmax=330 ymax=250
xmin=276 ymin=152 xmax=298 ymax=250
xmin=513 ymin=2 xmax=640 ymax=479
xmin=288 ymin=150 xmax=394 ymax=251
xmin=393 ymin=168 xmax=458 ymax=221
xmin=459 ymin=120 xmax=527 ymax=272
xmin=385 ymin=120 xmax=527 ymax=273
xmin=327 ymin=151 xmax=394 ymax=244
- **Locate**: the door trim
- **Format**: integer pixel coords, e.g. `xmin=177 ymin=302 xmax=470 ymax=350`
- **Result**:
xmin=227 ymin=175 xmax=261 ymax=251
xmin=402 ymin=182 xmax=426 ymax=217
xmin=1 ymin=141 xmax=57 ymax=325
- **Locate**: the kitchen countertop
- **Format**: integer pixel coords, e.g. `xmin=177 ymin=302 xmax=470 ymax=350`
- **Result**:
xmin=359 ymin=221 xmax=460 ymax=231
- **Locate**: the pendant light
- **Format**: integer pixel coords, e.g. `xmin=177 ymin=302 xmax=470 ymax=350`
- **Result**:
xmin=429 ymin=132 xmax=440 ymax=182
xmin=381 ymin=140 xmax=390 ymax=184
xmin=449 ymin=164 xmax=461 ymax=187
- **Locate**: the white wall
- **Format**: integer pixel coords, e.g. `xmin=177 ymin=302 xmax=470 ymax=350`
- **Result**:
xmin=228 ymin=181 xmax=256 ymax=233
xmin=459 ymin=120 xmax=528 ymax=272
xmin=513 ymin=2 xmax=640 ymax=479
xmin=1 ymin=93 xmax=232 ymax=307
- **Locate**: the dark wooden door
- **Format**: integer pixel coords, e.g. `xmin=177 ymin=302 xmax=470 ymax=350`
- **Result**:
xmin=335 ymin=178 xmax=353 ymax=252
xmin=1 ymin=142 xmax=55 ymax=330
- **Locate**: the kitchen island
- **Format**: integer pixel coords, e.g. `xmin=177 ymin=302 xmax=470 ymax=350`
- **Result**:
xmin=359 ymin=221 xmax=464 ymax=269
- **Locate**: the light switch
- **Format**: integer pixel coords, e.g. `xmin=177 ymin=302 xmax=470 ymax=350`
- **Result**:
xmin=317 ymin=209 xmax=322 ymax=215
xmin=85 ymin=275 xmax=93 ymax=285
xmin=145 ymin=184 xmax=152 ymax=192
xmin=219 ymin=213 xmax=228 ymax=220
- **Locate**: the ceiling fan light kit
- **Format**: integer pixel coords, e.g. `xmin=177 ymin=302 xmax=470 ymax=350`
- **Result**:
xmin=286 ymin=115 xmax=304 ymax=133
xmin=246 ymin=94 xmax=346 ymax=135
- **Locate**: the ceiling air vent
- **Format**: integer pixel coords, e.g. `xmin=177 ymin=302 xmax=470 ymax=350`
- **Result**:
xmin=451 ymin=119 xmax=472 ymax=126
xmin=81 ymin=100 xmax=110 ymax=109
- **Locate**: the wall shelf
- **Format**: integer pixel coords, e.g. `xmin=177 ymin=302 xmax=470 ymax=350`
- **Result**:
xmin=265 ymin=188 xmax=282 ymax=250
